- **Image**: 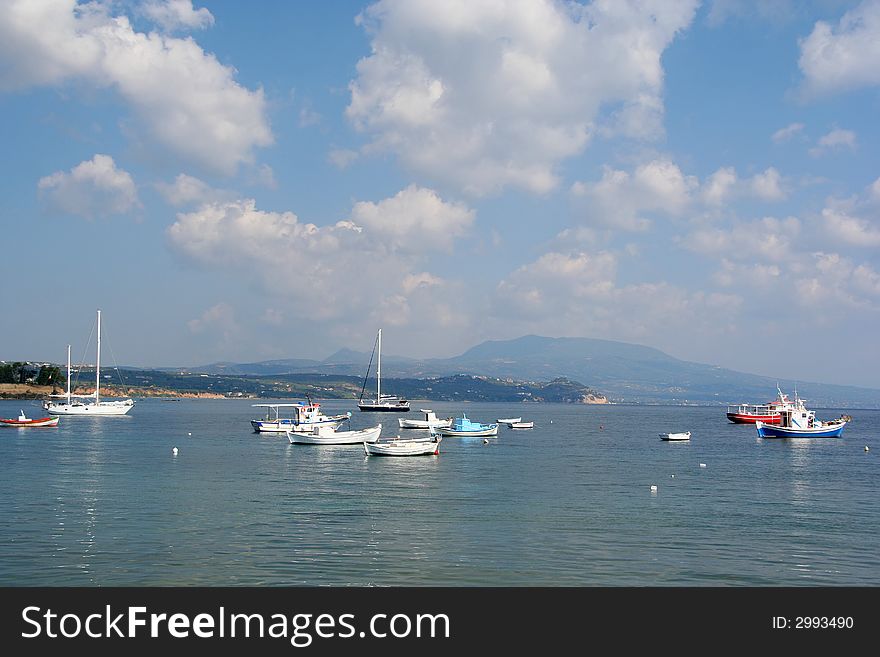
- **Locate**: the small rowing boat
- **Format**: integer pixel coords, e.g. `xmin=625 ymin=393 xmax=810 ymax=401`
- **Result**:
xmin=0 ymin=411 xmax=59 ymax=428
xmin=659 ymin=431 xmax=690 ymax=441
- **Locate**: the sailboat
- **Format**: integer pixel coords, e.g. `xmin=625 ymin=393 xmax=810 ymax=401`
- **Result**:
xmin=43 ymin=310 xmax=134 ymax=416
xmin=357 ymin=328 xmax=410 ymax=412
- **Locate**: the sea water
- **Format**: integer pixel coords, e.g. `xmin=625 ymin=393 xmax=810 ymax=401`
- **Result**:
xmin=0 ymin=398 xmax=877 ymax=586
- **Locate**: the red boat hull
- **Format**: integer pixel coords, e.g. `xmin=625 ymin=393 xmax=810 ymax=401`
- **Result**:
xmin=726 ymin=412 xmax=781 ymax=425
xmin=0 ymin=417 xmax=59 ymax=427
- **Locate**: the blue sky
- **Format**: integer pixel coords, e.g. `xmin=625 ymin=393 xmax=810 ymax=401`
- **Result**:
xmin=1 ymin=0 xmax=878 ymax=389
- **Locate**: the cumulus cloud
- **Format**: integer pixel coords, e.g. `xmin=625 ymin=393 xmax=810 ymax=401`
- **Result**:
xmin=809 ymin=128 xmax=857 ymax=157
xmin=571 ymin=159 xmax=697 ymax=231
xmin=38 ymin=154 xmax=139 ymax=218
xmin=0 ymin=0 xmax=271 ymax=174
xmin=141 ymin=0 xmax=214 ymax=32
xmin=821 ymin=207 xmax=880 ymax=246
xmin=349 ymin=184 xmax=474 ymax=252
xmin=750 ymin=167 xmax=787 ymax=201
xmin=156 ymin=173 xmax=228 ymax=206
xmin=492 ymin=249 xmax=741 ymax=344
xmin=771 ymin=122 xmax=805 ymax=143
xmin=702 ymin=166 xmax=737 ymax=206
xmin=166 ymin=188 xmax=473 ymax=325
xmin=681 ymin=216 xmax=801 ymax=262
xmin=799 ymin=0 xmax=880 ymax=96
xmin=187 ymin=302 xmax=238 ymax=336
xmin=347 ymin=0 xmax=698 ymax=195
xmin=327 ymin=149 xmax=359 ymax=170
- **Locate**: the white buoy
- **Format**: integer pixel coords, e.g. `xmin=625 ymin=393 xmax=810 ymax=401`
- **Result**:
xmin=650 ymin=485 xmax=658 ymax=492
xmin=699 ymin=463 xmax=707 ymax=468
xmin=482 ymin=438 xmax=489 ymax=444
xmin=671 ymin=474 xmax=675 ymax=478
xmin=865 ymin=446 xmax=870 ymax=452
xmin=172 ymin=447 xmax=179 ymax=455
xmin=188 ymin=432 xmax=192 ymax=436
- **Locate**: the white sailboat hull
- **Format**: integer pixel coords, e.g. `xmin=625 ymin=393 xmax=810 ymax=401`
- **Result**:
xmin=287 ymin=424 xmax=382 ymax=445
xmin=45 ymin=400 xmax=133 ymax=416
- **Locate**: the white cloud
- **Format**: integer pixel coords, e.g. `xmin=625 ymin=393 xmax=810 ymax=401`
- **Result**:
xmin=572 ymin=159 xmax=698 ymax=230
xmin=142 ymin=0 xmax=214 ymax=32
xmin=349 ymin=184 xmax=474 ymax=252
xmin=187 ymin=302 xmax=238 ymax=336
xmin=250 ymin=164 xmax=277 ymax=190
xmin=156 ymin=173 xmax=226 ymax=206
xmin=681 ymin=216 xmax=801 ymax=262
xmin=347 ymin=0 xmax=698 ymax=196
xmin=771 ymin=122 xmax=805 ymax=143
xmin=492 ymin=249 xmax=742 ymax=344
xmin=750 ymin=167 xmax=787 ymax=201
xmin=809 ymin=127 xmax=857 ymax=157
xmin=799 ymin=0 xmax=880 ymax=96
xmin=702 ymin=166 xmax=737 ymax=205
xmin=821 ymin=207 xmax=880 ymax=246
xmin=38 ymin=154 xmax=139 ymax=218
xmin=0 ymin=0 xmax=271 ymax=174
xmin=298 ymin=104 xmax=322 ymax=128
xmin=166 ymin=188 xmax=473 ymax=325
xmin=328 ymin=149 xmax=359 ymax=170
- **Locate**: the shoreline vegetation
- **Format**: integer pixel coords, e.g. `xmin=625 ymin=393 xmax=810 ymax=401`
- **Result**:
xmin=0 ymin=383 xmax=226 ymax=400
xmin=0 ymin=374 xmax=609 ymax=404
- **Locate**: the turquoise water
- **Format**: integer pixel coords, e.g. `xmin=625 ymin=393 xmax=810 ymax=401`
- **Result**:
xmin=1 ymin=398 xmax=877 ymax=586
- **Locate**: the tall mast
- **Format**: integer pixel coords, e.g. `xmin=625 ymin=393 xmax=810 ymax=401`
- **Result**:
xmin=377 ymin=328 xmax=382 ymax=402
xmin=66 ymin=344 xmax=71 ymax=405
xmin=96 ymin=309 xmax=101 ymax=404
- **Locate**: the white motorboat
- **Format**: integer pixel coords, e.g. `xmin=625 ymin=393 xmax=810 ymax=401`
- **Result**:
xmin=756 ymin=393 xmax=849 ymax=438
xmin=398 ymin=409 xmax=452 ymax=429
xmin=44 ymin=311 xmax=134 ymax=416
xmin=508 ymin=421 xmax=534 ymax=429
xmin=357 ymin=329 xmax=410 ymax=412
xmin=659 ymin=431 xmax=691 ymax=441
xmin=251 ymin=402 xmax=350 ymax=434
xmin=497 ymin=417 xmax=522 ymax=424
xmin=364 ymin=434 xmax=441 ymax=456
xmin=287 ymin=423 xmax=381 ymax=445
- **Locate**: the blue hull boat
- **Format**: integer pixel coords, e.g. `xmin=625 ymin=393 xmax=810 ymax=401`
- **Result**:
xmin=756 ymin=421 xmax=846 ymax=438
xmin=754 ymin=392 xmax=849 ymax=438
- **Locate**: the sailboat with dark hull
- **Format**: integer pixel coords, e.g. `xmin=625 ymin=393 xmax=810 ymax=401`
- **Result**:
xmin=357 ymin=329 xmax=410 ymax=412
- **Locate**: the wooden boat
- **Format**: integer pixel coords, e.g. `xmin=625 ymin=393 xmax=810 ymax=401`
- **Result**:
xmin=398 ymin=409 xmax=452 ymax=429
xmin=357 ymin=329 xmax=410 ymax=412
xmin=287 ymin=423 xmax=381 ymax=445
xmin=435 ymin=414 xmax=498 ymax=437
xmin=364 ymin=434 xmax=441 ymax=456
xmin=497 ymin=417 xmax=522 ymax=424
xmin=659 ymin=431 xmax=691 ymax=441
xmin=508 ymin=421 xmax=534 ymax=429
xmin=251 ymin=402 xmax=349 ymax=434
xmin=0 ymin=411 xmax=59 ymax=427
xmin=756 ymin=394 xmax=848 ymax=438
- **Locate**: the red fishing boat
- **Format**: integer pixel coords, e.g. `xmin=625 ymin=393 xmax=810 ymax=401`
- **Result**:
xmin=0 ymin=411 xmax=60 ymax=427
xmin=726 ymin=387 xmax=793 ymax=424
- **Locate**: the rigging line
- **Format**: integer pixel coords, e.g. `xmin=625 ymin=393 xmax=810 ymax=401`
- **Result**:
xmin=358 ymin=332 xmax=378 ymax=402
xmin=72 ymin=319 xmax=97 ymax=394
xmin=103 ymin=325 xmax=127 ymax=389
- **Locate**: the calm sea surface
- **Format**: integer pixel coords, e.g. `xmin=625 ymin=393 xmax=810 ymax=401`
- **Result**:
xmin=1 ymin=398 xmax=877 ymax=586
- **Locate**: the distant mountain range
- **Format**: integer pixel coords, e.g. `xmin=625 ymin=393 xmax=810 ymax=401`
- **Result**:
xmin=179 ymin=335 xmax=879 ymax=407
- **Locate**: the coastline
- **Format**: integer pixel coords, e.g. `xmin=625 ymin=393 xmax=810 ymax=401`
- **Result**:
xmin=0 ymin=383 xmax=226 ymax=400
